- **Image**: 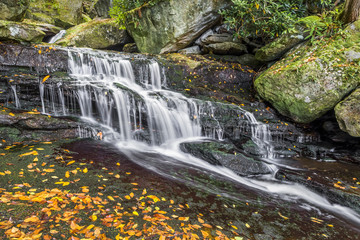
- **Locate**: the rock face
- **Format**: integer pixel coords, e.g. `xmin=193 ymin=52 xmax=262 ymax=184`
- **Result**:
xmin=26 ymin=0 xmax=84 ymax=28
xmin=0 ymin=20 xmax=45 ymax=43
xmin=0 ymin=0 xmax=30 ymax=22
xmin=254 ymin=20 xmax=360 ymax=123
xmin=57 ymin=19 xmax=133 ymax=49
xmin=335 ymin=88 xmax=360 ymax=137
xmin=125 ymin=0 xmax=231 ymax=54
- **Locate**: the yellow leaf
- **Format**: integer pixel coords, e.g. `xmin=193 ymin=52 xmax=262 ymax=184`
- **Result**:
xmin=65 ymin=171 xmax=70 ymax=178
xmin=245 ymin=223 xmax=250 ymax=228
xmin=42 ymin=75 xmax=50 ymax=83
xmin=108 ymin=196 xmax=115 ymax=201
xmin=201 ymin=230 xmax=209 ymax=238
xmin=133 ymin=211 xmax=139 ymax=216
xmin=115 ymin=174 xmax=120 ymax=178
xmin=67 ymin=160 xmax=75 ymax=165
xmin=83 ymin=168 xmax=88 ymax=173
xmin=19 ymin=151 xmax=38 ymax=157
xmin=9 ymin=113 xmax=15 ymax=117
xmin=90 ymin=215 xmax=97 ymax=221
xmin=178 ymin=217 xmax=189 ymax=221
xmin=278 ymin=212 xmax=289 ymax=220
xmin=142 ymin=189 xmax=147 ymax=195
xmin=24 ymin=215 xmax=40 ymax=223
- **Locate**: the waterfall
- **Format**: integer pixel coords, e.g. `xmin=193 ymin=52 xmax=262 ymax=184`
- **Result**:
xmin=48 ymin=30 xmax=66 ymax=44
xmin=10 ymin=85 xmax=21 ymax=108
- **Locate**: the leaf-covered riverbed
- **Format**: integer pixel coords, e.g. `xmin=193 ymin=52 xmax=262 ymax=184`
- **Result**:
xmin=1 ymin=138 xmax=359 ymax=240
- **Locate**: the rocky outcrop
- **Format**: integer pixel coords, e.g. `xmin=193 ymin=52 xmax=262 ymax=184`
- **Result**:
xmin=335 ymin=88 xmax=360 ymax=137
xmin=26 ymin=0 xmax=84 ymax=28
xmin=0 ymin=20 xmax=45 ymax=43
xmin=56 ymin=19 xmax=132 ymax=50
xmin=0 ymin=0 xmax=30 ymax=22
xmin=254 ymin=20 xmax=360 ymax=123
xmin=125 ymin=0 xmax=231 ymax=54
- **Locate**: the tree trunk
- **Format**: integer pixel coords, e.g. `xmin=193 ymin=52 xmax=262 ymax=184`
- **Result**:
xmin=341 ymin=0 xmax=360 ymax=23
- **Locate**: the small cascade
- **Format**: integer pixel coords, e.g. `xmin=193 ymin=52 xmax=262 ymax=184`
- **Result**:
xmin=245 ymin=112 xmax=274 ymax=159
xmin=10 ymin=85 xmax=21 ymax=108
xmin=48 ymin=30 xmax=66 ymax=44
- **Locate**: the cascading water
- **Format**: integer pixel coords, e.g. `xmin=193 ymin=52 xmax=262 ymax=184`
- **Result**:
xmin=36 ymin=48 xmax=360 ymax=226
xmin=48 ymin=30 xmax=66 ymax=44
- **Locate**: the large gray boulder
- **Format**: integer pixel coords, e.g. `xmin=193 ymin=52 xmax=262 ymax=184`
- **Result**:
xmin=83 ymin=0 xmax=113 ymax=18
xmin=0 ymin=20 xmax=45 ymax=43
xmin=0 ymin=0 xmax=29 ymax=22
xmin=26 ymin=0 xmax=83 ymax=28
xmin=125 ymin=0 xmax=231 ymax=54
xmin=335 ymin=88 xmax=360 ymax=137
xmin=56 ymin=19 xmax=133 ymax=49
xmin=254 ymin=20 xmax=360 ymax=123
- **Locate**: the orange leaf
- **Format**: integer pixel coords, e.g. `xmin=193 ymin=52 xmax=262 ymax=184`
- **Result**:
xmin=24 ymin=215 xmax=40 ymax=223
xmin=42 ymin=75 xmax=50 ymax=83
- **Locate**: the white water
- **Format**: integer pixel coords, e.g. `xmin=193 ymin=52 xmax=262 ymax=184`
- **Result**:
xmin=37 ymin=48 xmax=360 ymax=226
xmin=48 ymin=30 xmax=66 ymax=44
xmin=10 ymin=85 xmax=20 ymax=108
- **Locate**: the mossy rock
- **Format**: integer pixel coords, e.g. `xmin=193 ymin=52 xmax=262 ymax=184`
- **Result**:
xmin=26 ymin=0 xmax=83 ymax=28
xmin=0 ymin=0 xmax=29 ymax=22
xmin=56 ymin=18 xmax=132 ymax=49
xmin=254 ymin=20 xmax=360 ymax=123
xmin=0 ymin=20 xmax=45 ymax=43
xmin=125 ymin=0 xmax=232 ymax=54
xmin=335 ymin=88 xmax=360 ymax=137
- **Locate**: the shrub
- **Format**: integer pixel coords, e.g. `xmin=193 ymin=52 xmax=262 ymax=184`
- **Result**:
xmin=220 ymin=0 xmax=335 ymax=43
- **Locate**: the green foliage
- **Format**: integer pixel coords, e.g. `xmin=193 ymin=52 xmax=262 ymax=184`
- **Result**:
xmin=109 ymin=0 xmax=163 ymax=29
xmin=220 ymin=0 xmax=336 ymax=42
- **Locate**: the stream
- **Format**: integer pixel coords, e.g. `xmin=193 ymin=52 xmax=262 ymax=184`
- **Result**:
xmin=4 ymin=47 xmax=360 ymax=238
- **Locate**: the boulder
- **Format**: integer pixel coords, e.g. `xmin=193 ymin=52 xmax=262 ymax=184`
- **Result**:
xmin=203 ymin=42 xmax=247 ymax=55
xmin=0 ymin=20 xmax=45 ymax=43
xmin=335 ymin=88 xmax=360 ymax=137
xmin=56 ymin=19 xmax=133 ymax=49
xmin=26 ymin=0 xmax=83 ymax=28
xmin=178 ymin=46 xmax=202 ymax=55
xmin=201 ymin=33 xmax=235 ymax=45
xmin=255 ymin=16 xmax=324 ymax=62
xmin=22 ymin=19 xmax=63 ymax=39
xmin=0 ymin=0 xmax=29 ymax=22
xmin=254 ymin=20 xmax=360 ymax=123
xmin=125 ymin=0 xmax=232 ymax=54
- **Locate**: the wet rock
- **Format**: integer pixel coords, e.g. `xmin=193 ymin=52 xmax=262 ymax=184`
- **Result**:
xmin=26 ymin=0 xmax=84 ymax=28
xmin=203 ymin=42 xmax=247 ymax=55
xmin=0 ymin=43 xmax=68 ymax=73
xmin=254 ymin=19 xmax=360 ymax=123
xmin=0 ymin=108 xmax=79 ymax=144
xmin=335 ymin=88 xmax=360 ymax=137
xmin=0 ymin=0 xmax=29 ymax=22
xmin=0 ymin=20 xmax=45 ymax=43
xmin=125 ymin=0 xmax=232 ymax=54
xmin=57 ymin=18 xmax=133 ymax=50
xmin=178 ymin=46 xmax=201 ymax=55
xmin=181 ymin=141 xmax=271 ymax=176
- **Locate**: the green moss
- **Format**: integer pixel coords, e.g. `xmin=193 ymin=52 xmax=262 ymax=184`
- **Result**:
xmin=255 ymin=21 xmax=360 ymax=123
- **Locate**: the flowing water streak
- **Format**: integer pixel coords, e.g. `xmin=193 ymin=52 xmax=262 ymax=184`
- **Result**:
xmin=48 ymin=30 xmax=66 ymax=44
xmin=10 ymin=85 xmax=21 ymax=108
